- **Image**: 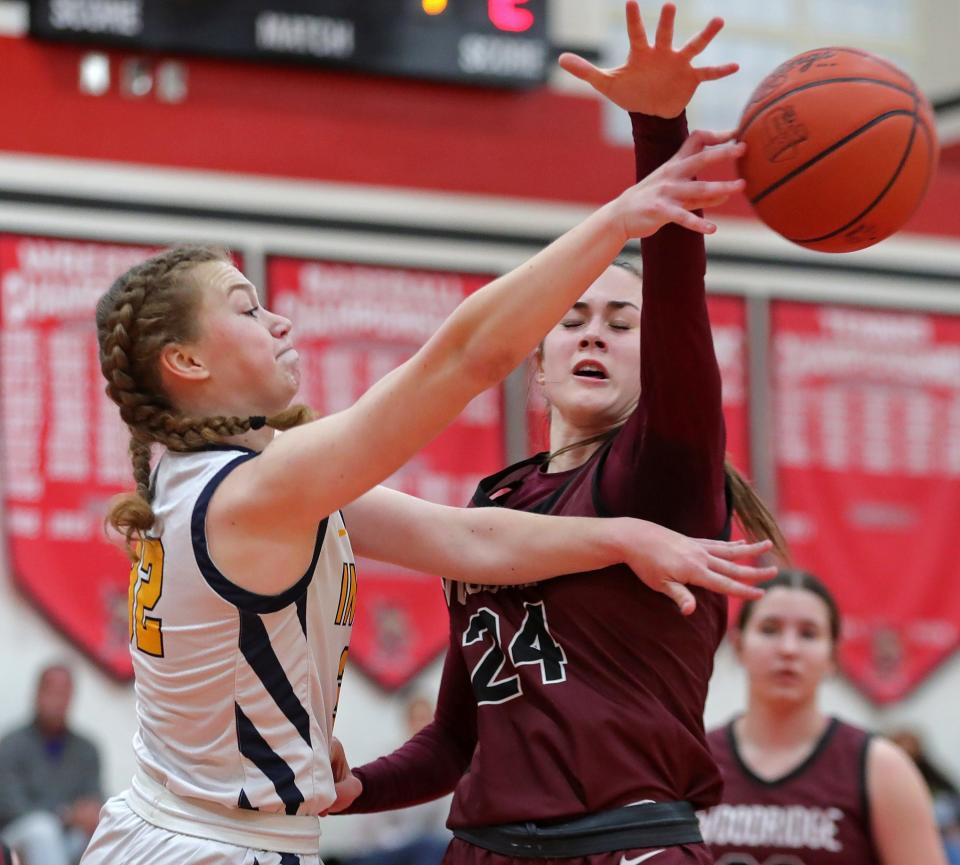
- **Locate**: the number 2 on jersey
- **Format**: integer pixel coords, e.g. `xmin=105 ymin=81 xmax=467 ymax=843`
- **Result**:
xmin=129 ymin=539 xmax=165 ymax=657
xmin=462 ymin=601 xmax=566 ymax=705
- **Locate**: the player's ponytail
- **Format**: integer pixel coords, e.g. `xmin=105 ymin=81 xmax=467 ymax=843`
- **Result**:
xmin=724 ymin=459 xmax=789 ymax=562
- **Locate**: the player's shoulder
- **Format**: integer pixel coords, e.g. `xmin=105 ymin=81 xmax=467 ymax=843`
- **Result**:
xmin=705 ymin=720 xmax=733 ymax=753
xmin=828 ymin=716 xmax=873 ymax=753
xmin=865 ymin=732 xmax=917 ymax=777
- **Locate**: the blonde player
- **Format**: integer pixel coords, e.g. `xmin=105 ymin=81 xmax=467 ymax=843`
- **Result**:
xmin=81 ymin=145 xmax=772 ymax=865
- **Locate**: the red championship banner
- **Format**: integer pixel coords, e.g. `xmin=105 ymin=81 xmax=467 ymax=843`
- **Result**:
xmin=710 ymin=294 xmax=750 ymax=472
xmin=773 ymin=301 xmax=960 ymax=702
xmin=527 ymin=294 xmax=750 ymax=471
xmin=267 ymin=258 xmax=503 ymax=689
xmin=0 ymin=236 xmax=159 ymax=680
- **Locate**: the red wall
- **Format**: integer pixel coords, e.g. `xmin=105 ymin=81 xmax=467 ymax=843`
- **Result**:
xmin=4 ymin=36 xmax=959 ymax=238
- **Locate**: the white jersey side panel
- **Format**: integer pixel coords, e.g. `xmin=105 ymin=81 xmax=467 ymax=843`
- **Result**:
xmin=128 ymin=446 xmax=355 ymax=815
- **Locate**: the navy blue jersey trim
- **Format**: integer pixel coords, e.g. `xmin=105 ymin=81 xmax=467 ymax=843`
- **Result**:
xmin=280 ymin=855 xmax=302 ymax=865
xmin=238 ymin=788 xmax=257 ymax=810
xmin=239 ymin=610 xmax=312 ymax=747
xmin=196 ymin=443 xmax=260 ymax=454
xmin=191 ymin=452 xmax=328 ymax=613
xmin=296 ymin=594 xmax=308 ymax=638
xmin=235 ymin=702 xmax=305 ymax=816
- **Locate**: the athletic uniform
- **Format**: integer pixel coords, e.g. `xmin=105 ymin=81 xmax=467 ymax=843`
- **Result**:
xmin=699 ymin=718 xmax=879 ymax=865
xmin=346 ymin=112 xmax=729 ymax=865
xmin=82 ymin=445 xmax=355 ymax=865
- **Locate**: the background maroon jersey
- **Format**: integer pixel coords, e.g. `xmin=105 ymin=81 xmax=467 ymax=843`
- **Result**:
xmin=350 ymin=111 xmax=730 ymax=827
xmin=699 ymin=718 xmax=879 ymax=865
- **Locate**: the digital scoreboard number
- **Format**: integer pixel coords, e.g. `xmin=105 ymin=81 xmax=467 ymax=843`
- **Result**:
xmin=29 ymin=0 xmax=550 ymax=88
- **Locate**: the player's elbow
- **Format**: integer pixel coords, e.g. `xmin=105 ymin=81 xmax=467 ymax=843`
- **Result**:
xmin=458 ymin=340 xmax=517 ymax=392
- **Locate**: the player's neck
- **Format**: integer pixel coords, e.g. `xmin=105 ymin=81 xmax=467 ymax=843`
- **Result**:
xmin=545 ymin=415 xmax=614 ymax=473
xmin=223 ymin=426 xmax=275 ymax=452
xmin=738 ymin=696 xmax=828 ymax=751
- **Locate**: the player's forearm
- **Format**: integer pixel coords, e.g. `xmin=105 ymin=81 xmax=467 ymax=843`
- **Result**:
xmin=634 ymin=111 xmax=723 ymax=449
xmin=346 ymin=639 xmax=476 ymax=814
xmin=347 ymin=724 xmax=468 ymax=813
xmin=448 ymin=508 xmax=635 ymax=584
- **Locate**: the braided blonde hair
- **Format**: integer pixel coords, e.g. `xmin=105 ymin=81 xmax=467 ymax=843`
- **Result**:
xmin=96 ymin=245 xmax=313 ymax=559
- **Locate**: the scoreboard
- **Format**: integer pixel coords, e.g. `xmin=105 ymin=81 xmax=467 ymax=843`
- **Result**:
xmin=29 ymin=0 xmax=550 ymax=88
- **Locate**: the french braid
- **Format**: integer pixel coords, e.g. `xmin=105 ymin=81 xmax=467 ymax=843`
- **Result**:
xmin=96 ymin=245 xmax=312 ymax=559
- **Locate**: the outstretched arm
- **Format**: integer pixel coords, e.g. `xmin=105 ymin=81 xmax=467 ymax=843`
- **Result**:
xmin=562 ymin=2 xmax=738 ymax=536
xmin=210 ymin=136 xmax=745 ymax=596
xmin=331 ymin=626 xmax=477 ymax=814
xmin=345 ymin=486 xmax=774 ymax=615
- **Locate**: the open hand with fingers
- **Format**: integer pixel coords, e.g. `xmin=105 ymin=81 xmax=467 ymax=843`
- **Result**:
xmin=559 ymin=1 xmax=737 ymax=118
xmin=614 ymin=518 xmax=777 ymax=615
xmin=609 ymin=129 xmax=745 ymax=238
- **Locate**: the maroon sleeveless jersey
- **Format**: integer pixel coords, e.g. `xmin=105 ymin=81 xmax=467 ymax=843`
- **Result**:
xmin=699 ymin=718 xmax=879 ymax=865
xmin=349 ymin=111 xmax=730 ymax=832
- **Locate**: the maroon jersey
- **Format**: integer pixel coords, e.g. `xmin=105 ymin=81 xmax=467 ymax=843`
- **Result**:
xmin=349 ymin=111 xmax=729 ymax=829
xmin=699 ymin=718 xmax=879 ymax=865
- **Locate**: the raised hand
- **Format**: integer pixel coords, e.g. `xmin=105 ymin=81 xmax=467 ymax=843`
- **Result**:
xmin=619 ymin=522 xmax=777 ymax=616
xmin=559 ymin=1 xmax=737 ymax=118
xmin=608 ymin=129 xmax=745 ymax=238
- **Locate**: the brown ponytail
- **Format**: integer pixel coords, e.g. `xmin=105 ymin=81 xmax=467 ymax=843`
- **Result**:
xmin=724 ymin=459 xmax=789 ymax=562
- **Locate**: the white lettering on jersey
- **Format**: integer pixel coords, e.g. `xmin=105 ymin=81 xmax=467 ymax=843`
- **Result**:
xmin=697 ymin=804 xmax=844 ymax=852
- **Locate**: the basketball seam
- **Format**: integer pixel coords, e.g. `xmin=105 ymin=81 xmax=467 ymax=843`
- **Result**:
xmin=750 ymin=109 xmax=917 ymax=206
xmin=830 ymin=47 xmax=918 ymax=84
xmin=741 ymin=76 xmax=917 ymax=135
xmin=790 ymin=92 xmax=921 ymax=244
xmin=739 ymin=77 xmax=917 ymax=137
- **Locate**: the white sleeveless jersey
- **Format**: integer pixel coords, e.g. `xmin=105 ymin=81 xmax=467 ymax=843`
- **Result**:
xmin=127 ymin=445 xmax=356 ymax=816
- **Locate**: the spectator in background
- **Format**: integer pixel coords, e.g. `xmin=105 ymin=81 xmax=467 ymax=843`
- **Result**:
xmin=0 ymin=664 xmax=102 ymax=865
xmin=0 ymin=841 xmax=21 ymax=865
xmin=344 ymin=696 xmax=451 ymax=865
xmin=888 ymin=728 xmax=960 ymax=865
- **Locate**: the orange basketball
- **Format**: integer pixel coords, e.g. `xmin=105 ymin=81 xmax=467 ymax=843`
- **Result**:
xmin=736 ymin=48 xmax=939 ymax=253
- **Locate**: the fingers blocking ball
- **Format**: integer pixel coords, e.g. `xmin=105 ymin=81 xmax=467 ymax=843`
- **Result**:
xmin=735 ymin=47 xmax=939 ymax=252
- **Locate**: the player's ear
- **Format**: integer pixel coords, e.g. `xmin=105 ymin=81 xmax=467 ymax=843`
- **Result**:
xmin=534 ymin=341 xmax=546 ymax=383
xmin=159 ymin=342 xmax=210 ymax=385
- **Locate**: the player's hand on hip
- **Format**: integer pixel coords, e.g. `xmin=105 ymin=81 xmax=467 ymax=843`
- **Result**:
xmin=610 ymin=131 xmax=746 ymax=237
xmin=618 ymin=520 xmax=776 ymax=615
xmin=322 ymin=737 xmax=363 ymax=815
xmin=558 ymin=2 xmax=737 ymax=117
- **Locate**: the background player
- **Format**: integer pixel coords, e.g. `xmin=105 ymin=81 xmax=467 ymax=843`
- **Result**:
xmin=330 ymin=5 xmax=784 ymax=864
xmin=80 ymin=126 xmax=766 ymax=865
xmin=700 ymin=569 xmax=946 ymax=865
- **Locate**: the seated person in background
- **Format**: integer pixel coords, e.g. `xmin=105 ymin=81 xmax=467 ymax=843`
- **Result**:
xmin=0 ymin=664 xmax=102 ymax=865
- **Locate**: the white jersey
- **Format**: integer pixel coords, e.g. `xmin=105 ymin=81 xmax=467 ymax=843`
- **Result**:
xmin=127 ymin=445 xmax=356 ymax=817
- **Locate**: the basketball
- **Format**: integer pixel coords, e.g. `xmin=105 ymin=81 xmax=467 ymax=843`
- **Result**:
xmin=735 ymin=47 xmax=939 ymax=253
